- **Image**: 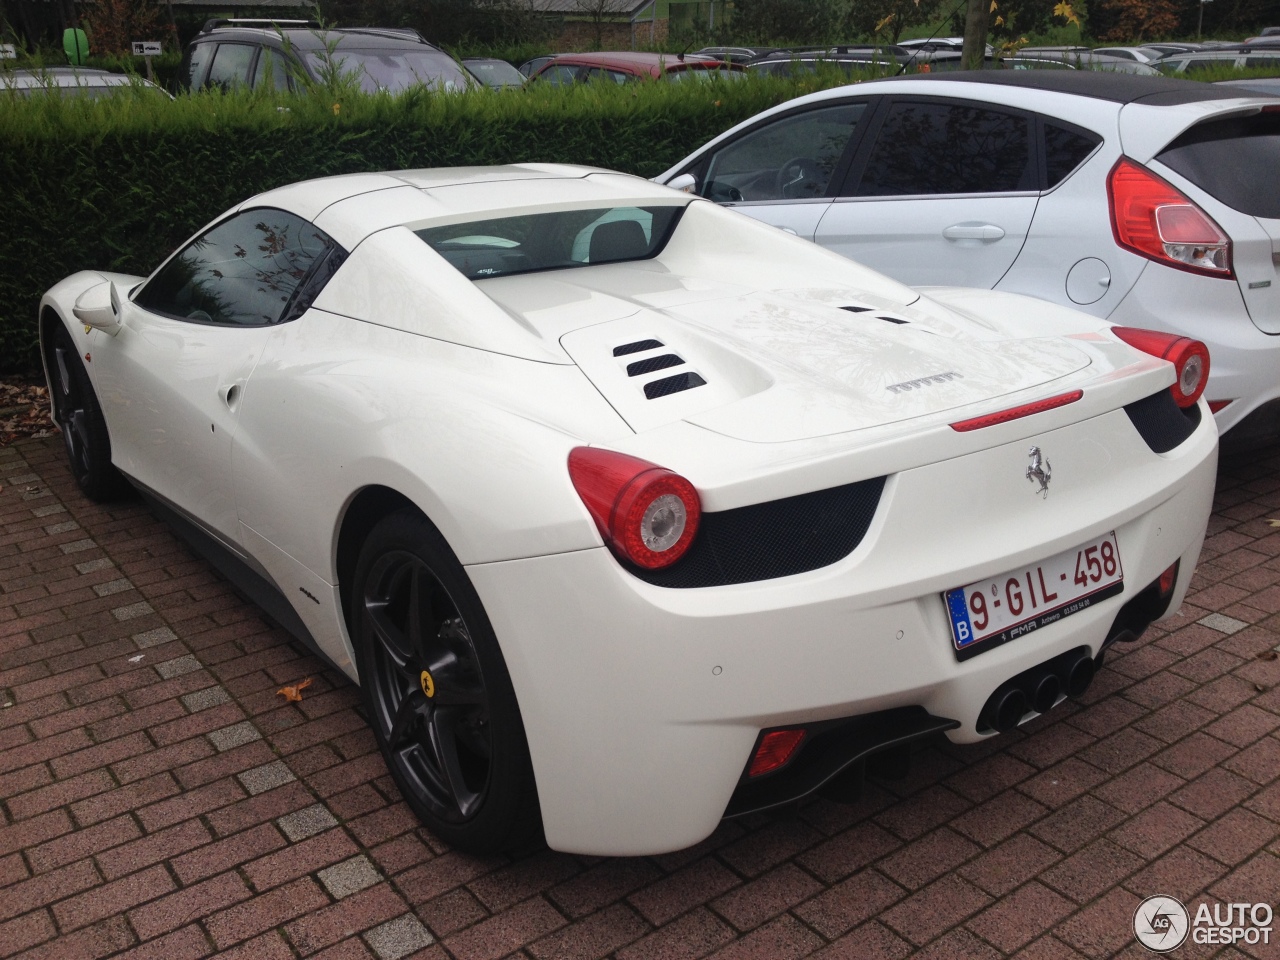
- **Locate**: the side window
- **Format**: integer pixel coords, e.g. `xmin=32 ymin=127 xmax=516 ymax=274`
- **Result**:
xmin=206 ymin=43 xmax=256 ymax=91
xmin=702 ymin=102 xmax=867 ymax=203
xmin=539 ymin=64 xmax=582 ymax=85
xmin=135 ymin=209 xmax=338 ymax=326
xmin=586 ymin=67 xmax=630 ymax=83
xmin=253 ymin=48 xmax=291 ymax=91
xmin=1245 ymin=56 xmax=1277 ymax=68
xmin=854 ymin=101 xmax=1034 ymax=197
xmin=1043 ymin=121 xmax=1101 ymax=189
xmin=187 ymin=42 xmax=214 ymax=89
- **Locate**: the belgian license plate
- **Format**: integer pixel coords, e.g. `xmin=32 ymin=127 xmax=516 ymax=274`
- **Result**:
xmin=944 ymin=532 xmax=1124 ymax=661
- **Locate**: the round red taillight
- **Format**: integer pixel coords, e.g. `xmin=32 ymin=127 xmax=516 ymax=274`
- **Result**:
xmin=568 ymin=447 xmax=701 ymax=570
xmin=1111 ymin=326 xmax=1211 ymax=409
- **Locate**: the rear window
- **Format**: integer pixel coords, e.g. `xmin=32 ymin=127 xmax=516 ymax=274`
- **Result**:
xmin=1158 ymin=111 xmax=1280 ymax=219
xmin=306 ymin=48 xmax=470 ymax=93
xmin=415 ymin=205 xmax=686 ymax=280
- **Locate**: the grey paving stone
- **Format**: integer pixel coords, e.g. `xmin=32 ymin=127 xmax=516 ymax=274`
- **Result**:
xmin=134 ymin=626 xmax=178 ymax=648
xmin=277 ymin=804 xmax=339 ymax=842
xmin=32 ymin=503 xmax=66 ymax=517
xmin=155 ymin=654 xmax=200 ymax=679
xmin=364 ymin=915 xmax=435 ymax=960
xmin=44 ymin=519 xmax=80 ymax=535
xmin=7 ymin=473 xmax=39 ymax=484
xmin=93 ymin=578 xmax=134 ymax=597
xmin=76 ymin=557 xmax=115 ymax=574
xmin=112 ymin=600 xmax=155 ymax=621
xmin=181 ymin=686 xmax=232 ymax=713
xmin=318 ymin=855 xmax=382 ymax=900
xmin=208 ymin=721 xmax=261 ymax=752
xmin=238 ymin=761 xmax=295 ymax=795
xmin=60 ymin=538 xmax=96 ymax=554
xmin=1198 ymin=613 xmax=1249 ymax=635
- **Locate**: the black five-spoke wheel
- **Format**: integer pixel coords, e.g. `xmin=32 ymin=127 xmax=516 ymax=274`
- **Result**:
xmin=354 ymin=510 xmax=540 ymax=853
xmin=47 ymin=324 xmax=126 ymax=502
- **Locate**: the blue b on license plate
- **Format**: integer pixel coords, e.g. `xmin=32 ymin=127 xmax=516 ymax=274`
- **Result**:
xmin=944 ymin=532 xmax=1124 ymax=661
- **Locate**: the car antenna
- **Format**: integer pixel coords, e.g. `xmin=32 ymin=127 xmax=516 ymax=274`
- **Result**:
xmin=676 ymin=38 xmax=695 ymax=62
xmin=896 ymin=0 xmax=969 ymax=75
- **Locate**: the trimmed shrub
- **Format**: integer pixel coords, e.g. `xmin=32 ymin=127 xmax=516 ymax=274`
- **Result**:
xmin=0 ymin=75 xmax=840 ymax=372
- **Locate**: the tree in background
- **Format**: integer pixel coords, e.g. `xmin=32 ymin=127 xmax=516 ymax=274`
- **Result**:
xmin=1086 ymin=0 xmax=1179 ymax=39
xmin=80 ymin=0 xmax=172 ymax=55
xmin=317 ymin=0 xmax=550 ymax=49
xmin=727 ymin=0 xmax=844 ymax=43
xmin=843 ymin=0 xmax=945 ymax=44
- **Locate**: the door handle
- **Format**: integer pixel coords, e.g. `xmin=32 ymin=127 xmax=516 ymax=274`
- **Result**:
xmin=943 ymin=222 xmax=1006 ymax=242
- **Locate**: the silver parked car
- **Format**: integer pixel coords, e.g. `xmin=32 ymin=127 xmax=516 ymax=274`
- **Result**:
xmin=657 ymin=71 xmax=1280 ymax=440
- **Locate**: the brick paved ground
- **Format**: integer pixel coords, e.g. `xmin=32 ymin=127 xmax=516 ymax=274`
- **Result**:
xmin=1 ymin=435 xmax=1278 ymax=960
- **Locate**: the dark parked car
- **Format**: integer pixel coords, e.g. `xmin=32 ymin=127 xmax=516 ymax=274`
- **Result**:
xmin=182 ymin=19 xmax=471 ymax=93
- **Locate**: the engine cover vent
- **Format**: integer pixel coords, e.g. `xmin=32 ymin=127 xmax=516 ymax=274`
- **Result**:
xmin=627 ymin=354 xmax=684 ymax=377
xmin=644 ymin=372 xmax=707 ymax=399
xmin=613 ymin=338 xmax=664 ymax=357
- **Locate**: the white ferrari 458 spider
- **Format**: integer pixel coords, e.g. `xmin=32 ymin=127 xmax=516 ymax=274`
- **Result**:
xmin=40 ymin=165 xmax=1217 ymax=855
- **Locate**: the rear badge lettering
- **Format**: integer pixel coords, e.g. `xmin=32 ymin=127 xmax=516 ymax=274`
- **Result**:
xmin=885 ymin=371 xmax=963 ymax=394
xmin=1248 ymin=280 xmax=1271 ymax=289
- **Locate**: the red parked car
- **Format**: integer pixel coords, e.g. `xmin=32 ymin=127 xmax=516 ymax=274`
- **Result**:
xmin=530 ymin=51 xmax=745 ymax=84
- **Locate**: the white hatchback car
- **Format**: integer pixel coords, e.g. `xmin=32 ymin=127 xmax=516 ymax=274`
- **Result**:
xmin=657 ymin=71 xmax=1280 ymax=441
xmin=40 ymin=166 xmax=1215 ymax=855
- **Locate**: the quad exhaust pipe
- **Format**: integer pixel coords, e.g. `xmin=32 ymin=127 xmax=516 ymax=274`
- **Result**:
xmin=979 ymin=646 xmax=1096 ymax=733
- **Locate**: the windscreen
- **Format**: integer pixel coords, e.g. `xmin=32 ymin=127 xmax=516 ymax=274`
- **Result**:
xmin=1158 ymin=111 xmax=1280 ymax=219
xmin=415 ymin=205 xmax=686 ymax=280
xmin=306 ymin=48 xmax=470 ymax=93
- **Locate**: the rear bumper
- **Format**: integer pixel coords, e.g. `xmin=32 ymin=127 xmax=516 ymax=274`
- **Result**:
xmin=468 ymin=402 xmax=1216 ymax=855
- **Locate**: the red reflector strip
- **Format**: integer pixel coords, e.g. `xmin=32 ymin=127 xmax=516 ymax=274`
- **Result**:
xmin=1207 ymin=399 xmax=1233 ymax=414
xmin=747 ymin=729 xmax=806 ymax=778
xmin=1158 ymin=561 xmax=1179 ymax=596
xmin=949 ymin=390 xmax=1084 ymax=433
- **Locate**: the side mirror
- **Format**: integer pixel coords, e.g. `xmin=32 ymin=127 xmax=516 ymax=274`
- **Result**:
xmin=72 ymin=280 xmax=123 ymax=336
xmin=666 ymin=173 xmax=698 ymax=194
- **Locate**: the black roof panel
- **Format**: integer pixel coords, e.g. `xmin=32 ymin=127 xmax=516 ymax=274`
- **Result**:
xmin=889 ymin=70 xmax=1253 ymax=105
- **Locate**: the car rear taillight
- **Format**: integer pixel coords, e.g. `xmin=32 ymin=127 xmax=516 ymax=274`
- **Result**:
xmin=568 ymin=447 xmax=701 ymax=570
xmin=1112 ymin=327 xmax=1210 ymax=408
xmin=1107 ymin=157 xmax=1233 ymax=278
xmin=747 ymin=729 xmax=806 ymax=778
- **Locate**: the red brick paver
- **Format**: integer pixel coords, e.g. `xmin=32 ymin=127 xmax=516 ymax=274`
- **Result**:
xmin=2 ymin=436 xmax=1279 ymax=959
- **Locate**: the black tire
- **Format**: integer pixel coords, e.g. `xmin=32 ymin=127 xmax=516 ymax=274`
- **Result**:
xmin=352 ymin=509 xmax=542 ymax=854
xmin=46 ymin=323 xmax=128 ymax=502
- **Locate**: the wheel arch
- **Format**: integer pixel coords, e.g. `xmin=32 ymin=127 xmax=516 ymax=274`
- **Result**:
xmin=335 ymin=484 xmax=420 ymax=647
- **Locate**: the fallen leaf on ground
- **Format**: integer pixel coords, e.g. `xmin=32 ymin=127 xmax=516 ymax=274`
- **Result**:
xmin=1268 ymin=519 xmax=1280 ymax=528
xmin=1258 ymin=650 xmax=1278 ymax=661
xmin=277 ymin=677 xmax=314 ymax=702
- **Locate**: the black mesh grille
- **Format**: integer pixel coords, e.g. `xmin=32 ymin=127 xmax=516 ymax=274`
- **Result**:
xmin=1125 ymin=390 xmax=1201 ymax=453
xmin=841 ymin=305 xmax=871 ymax=313
xmin=644 ymin=372 xmax=706 ymax=399
xmin=613 ymin=339 xmax=664 ymax=356
xmin=877 ymin=315 xmax=908 ymax=325
xmin=629 ymin=476 xmax=887 ymax=588
xmin=627 ymin=354 xmax=684 ymax=377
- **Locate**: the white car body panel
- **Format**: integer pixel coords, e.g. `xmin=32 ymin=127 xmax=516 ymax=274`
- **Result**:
xmin=815 ymin=194 xmax=1039 ymax=288
xmin=39 ymin=165 xmax=1218 ymax=854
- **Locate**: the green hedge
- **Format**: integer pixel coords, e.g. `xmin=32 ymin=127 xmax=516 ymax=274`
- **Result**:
xmin=0 ymin=76 xmax=835 ymax=373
